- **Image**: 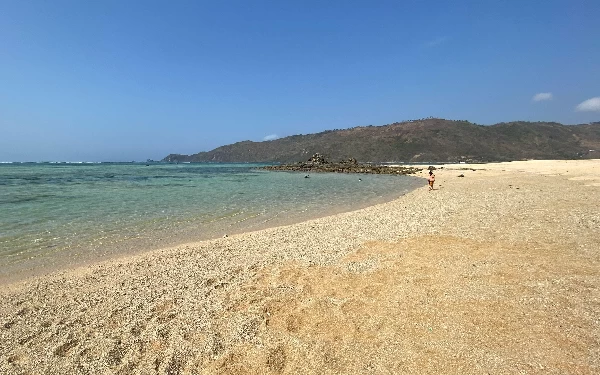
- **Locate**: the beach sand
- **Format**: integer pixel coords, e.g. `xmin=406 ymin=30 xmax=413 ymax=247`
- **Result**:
xmin=1 ymin=159 xmax=599 ymax=374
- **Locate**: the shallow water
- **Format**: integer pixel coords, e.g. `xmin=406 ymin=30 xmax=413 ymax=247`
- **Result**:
xmin=0 ymin=162 xmax=422 ymax=281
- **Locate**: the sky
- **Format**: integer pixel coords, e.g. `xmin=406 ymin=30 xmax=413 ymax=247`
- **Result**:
xmin=1 ymin=0 xmax=599 ymax=162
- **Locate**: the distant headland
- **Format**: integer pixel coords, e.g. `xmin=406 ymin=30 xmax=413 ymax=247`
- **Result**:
xmin=162 ymin=118 xmax=600 ymax=164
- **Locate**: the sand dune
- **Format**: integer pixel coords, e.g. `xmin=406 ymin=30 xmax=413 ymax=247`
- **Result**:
xmin=1 ymin=160 xmax=599 ymax=374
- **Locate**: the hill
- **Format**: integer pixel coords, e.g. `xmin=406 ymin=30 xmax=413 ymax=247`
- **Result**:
xmin=162 ymin=119 xmax=600 ymax=163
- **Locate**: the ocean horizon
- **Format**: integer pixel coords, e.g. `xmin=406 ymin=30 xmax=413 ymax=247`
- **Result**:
xmin=0 ymin=162 xmax=423 ymax=282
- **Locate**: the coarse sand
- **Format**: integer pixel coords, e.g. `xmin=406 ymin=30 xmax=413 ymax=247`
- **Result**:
xmin=1 ymin=159 xmax=599 ymax=374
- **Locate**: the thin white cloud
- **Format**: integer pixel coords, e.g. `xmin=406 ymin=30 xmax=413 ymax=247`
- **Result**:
xmin=424 ymin=36 xmax=448 ymax=47
xmin=263 ymin=134 xmax=279 ymax=141
xmin=575 ymin=97 xmax=600 ymax=112
xmin=532 ymin=92 xmax=553 ymax=102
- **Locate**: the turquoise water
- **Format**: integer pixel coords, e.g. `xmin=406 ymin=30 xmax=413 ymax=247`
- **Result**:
xmin=0 ymin=162 xmax=422 ymax=281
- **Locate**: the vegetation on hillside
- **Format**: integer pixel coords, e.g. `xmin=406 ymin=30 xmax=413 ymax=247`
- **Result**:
xmin=163 ymin=119 xmax=600 ymax=163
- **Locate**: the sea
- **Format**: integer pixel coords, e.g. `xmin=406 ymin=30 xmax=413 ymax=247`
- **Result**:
xmin=0 ymin=162 xmax=423 ymax=282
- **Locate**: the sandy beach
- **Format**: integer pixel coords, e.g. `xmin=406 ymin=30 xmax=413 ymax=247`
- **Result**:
xmin=1 ymin=159 xmax=599 ymax=374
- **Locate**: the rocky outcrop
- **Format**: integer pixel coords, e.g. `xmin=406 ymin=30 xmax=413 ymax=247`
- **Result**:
xmin=261 ymin=154 xmax=421 ymax=175
xmin=306 ymin=153 xmax=329 ymax=165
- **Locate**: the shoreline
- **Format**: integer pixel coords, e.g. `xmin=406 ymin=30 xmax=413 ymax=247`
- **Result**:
xmin=1 ymin=159 xmax=599 ymax=374
xmin=0 ymin=174 xmax=423 ymax=286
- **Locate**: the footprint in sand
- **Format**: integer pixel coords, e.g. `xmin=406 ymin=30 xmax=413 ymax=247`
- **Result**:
xmin=54 ymin=339 xmax=79 ymax=357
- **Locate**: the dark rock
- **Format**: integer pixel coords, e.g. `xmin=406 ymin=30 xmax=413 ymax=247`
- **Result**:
xmin=261 ymin=155 xmax=422 ymax=175
xmin=307 ymin=153 xmax=328 ymax=165
xmin=339 ymin=158 xmax=358 ymax=165
xmin=458 ymin=174 xmax=465 ymax=177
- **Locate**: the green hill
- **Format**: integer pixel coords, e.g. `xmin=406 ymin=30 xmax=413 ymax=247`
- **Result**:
xmin=163 ymin=119 xmax=600 ymax=163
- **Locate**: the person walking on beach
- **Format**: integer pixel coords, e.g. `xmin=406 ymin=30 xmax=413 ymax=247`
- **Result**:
xmin=428 ymin=171 xmax=435 ymax=191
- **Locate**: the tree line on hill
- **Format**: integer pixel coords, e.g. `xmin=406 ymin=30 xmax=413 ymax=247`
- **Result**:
xmin=162 ymin=118 xmax=600 ymax=163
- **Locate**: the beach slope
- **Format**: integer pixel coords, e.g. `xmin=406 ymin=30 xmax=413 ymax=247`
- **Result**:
xmin=1 ymin=160 xmax=599 ymax=374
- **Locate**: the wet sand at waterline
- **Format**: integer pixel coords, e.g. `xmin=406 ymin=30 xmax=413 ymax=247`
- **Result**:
xmin=1 ymin=160 xmax=599 ymax=374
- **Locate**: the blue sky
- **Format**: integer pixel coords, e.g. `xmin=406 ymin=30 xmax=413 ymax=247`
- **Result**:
xmin=1 ymin=0 xmax=599 ymax=162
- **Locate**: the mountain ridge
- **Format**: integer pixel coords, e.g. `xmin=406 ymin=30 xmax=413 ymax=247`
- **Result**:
xmin=163 ymin=119 xmax=600 ymax=163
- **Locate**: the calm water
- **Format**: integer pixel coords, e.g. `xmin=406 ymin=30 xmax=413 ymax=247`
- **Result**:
xmin=0 ymin=162 xmax=422 ymax=281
